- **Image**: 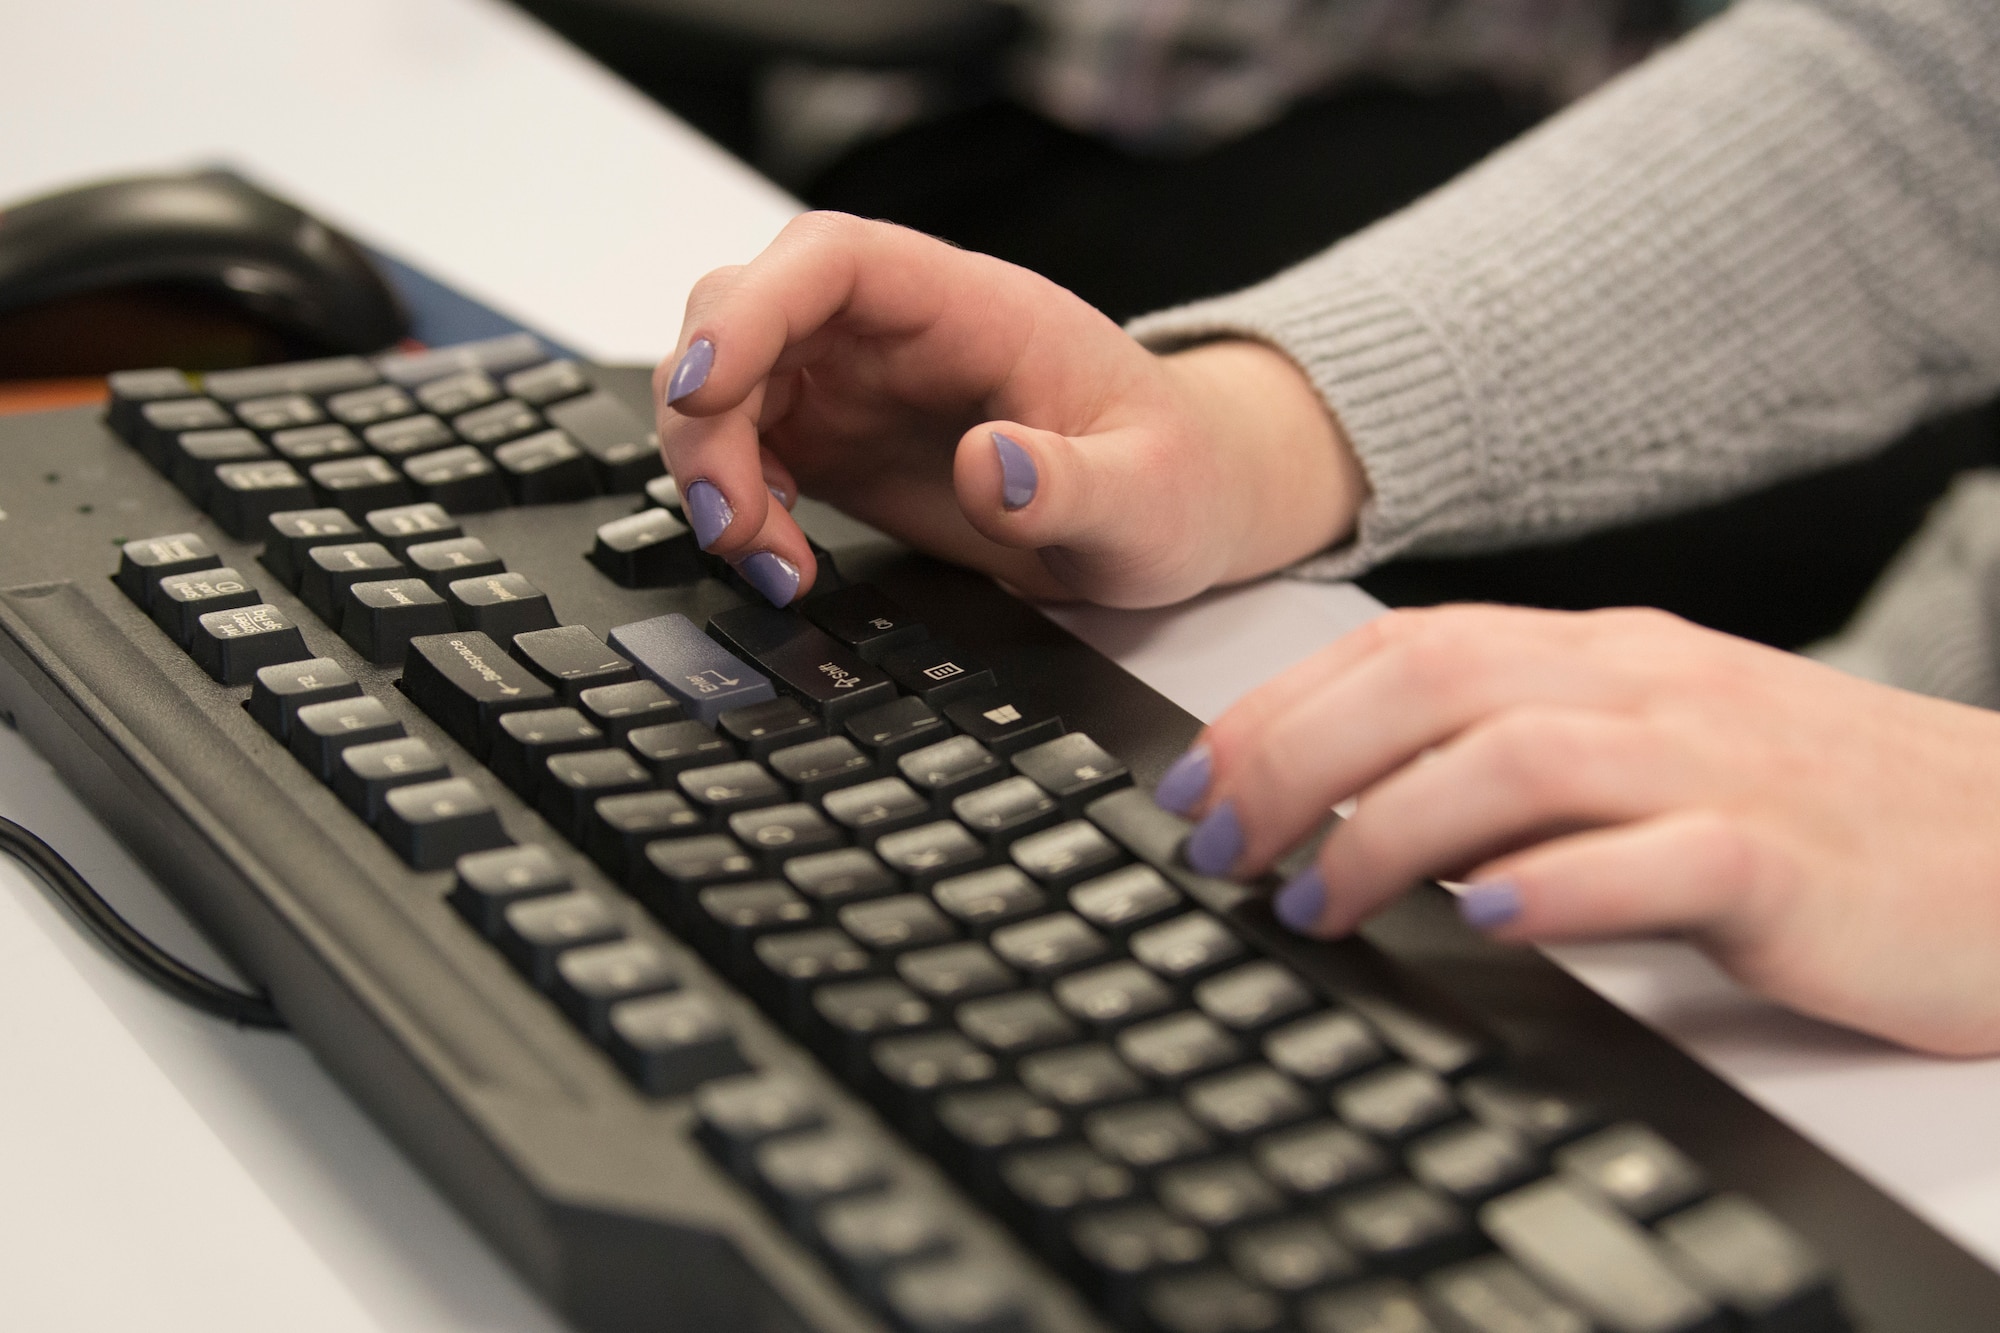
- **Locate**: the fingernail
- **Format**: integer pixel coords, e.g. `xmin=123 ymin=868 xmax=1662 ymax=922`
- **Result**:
xmin=993 ymin=431 xmax=1038 ymax=510
xmin=1273 ymin=865 xmax=1325 ymax=934
xmin=685 ymin=479 xmax=734 ymax=549
xmin=1184 ymin=800 xmax=1243 ymax=876
xmin=769 ymin=484 xmax=791 ymax=508
xmin=738 ymin=551 xmax=800 ymax=606
xmin=1154 ymin=744 xmax=1212 ymax=815
xmin=1459 ymin=880 xmax=1523 ymax=932
xmin=665 ymin=338 xmax=714 ymax=405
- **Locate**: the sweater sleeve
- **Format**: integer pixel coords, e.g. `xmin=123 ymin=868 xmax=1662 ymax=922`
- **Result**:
xmin=1126 ymin=0 xmax=2000 ymax=580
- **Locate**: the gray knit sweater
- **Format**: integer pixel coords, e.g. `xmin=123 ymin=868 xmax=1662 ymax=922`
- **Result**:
xmin=1129 ymin=0 xmax=2000 ymax=588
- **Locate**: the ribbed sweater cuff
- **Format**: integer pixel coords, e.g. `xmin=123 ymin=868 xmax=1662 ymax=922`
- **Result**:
xmin=1127 ymin=255 xmax=1476 ymax=580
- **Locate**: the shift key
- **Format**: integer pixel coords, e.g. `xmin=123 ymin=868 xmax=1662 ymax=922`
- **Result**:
xmin=707 ymin=603 xmax=894 ymax=724
xmin=608 ymin=613 xmax=774 ymax=725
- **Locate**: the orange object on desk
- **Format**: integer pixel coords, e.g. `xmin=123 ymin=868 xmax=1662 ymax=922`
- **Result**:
xmin=0 ymin=378 xmax=107 ymax=416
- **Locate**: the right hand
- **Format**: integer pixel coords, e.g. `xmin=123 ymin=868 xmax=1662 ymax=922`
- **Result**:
xmin=654 ymin=212 xmax=1366 ymax=607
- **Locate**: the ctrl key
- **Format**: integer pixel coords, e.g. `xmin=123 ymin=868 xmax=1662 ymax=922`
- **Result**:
xmin=190 ymin=603 xmax=310 ymax=685
xmin=378 ymin=776 xmax=509 ymax=870
xmin=608 ymin=989 xmax=748 ymax=1096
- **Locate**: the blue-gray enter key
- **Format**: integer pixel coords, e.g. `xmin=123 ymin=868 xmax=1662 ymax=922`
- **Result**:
xmin=609 ymin=613 xmax=775 ymax=724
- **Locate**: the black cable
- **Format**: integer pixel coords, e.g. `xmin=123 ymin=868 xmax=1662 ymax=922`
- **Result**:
xmin=0 ymin=815 xmax=285 ymax=1030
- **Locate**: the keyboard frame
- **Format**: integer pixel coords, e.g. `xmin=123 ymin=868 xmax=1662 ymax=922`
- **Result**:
xmin=0 ymin=366 xmax=1995 ymax=1331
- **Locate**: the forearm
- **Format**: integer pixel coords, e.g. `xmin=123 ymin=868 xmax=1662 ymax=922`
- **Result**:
xmin=1130 ymin=0 xmax=2000 ymax=577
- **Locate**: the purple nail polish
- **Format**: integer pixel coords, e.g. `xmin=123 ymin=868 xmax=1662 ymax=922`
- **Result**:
xmin=769 ymin=485 xmax=790 ymax=508
xmin=738 ymin=551 xmax=800 ymax=606
xmin=993 ymin=432 xmax=1037 ymax=510
xmin=1459 ymin=880 xmax=1523 ymax=931
xmin=685 ymin=479 xmax=734 ymax=549
xmin=1155 ymin=745 xmax=1212 ymax=816
xmin=1184 ymin=800 xmax=1243 ymax=877
xmin=1274 ymin=866 xmax=1325 ymax=933
xmin=665 ymin=338 xmax=714 ymax=405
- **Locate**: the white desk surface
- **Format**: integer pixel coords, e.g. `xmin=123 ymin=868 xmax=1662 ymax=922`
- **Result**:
xmin=3 ymin=1 xmax=1999 ymax=1328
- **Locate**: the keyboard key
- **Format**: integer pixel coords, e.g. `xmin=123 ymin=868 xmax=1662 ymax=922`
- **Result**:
xmin=494 ymin=428 xmax=597 ymax=503
xmin=453 ymin=397 xmax=541 ymax=448
xmin=1000 ymin=1143 xmax=1135 ymax=1221
xmin=416 ymin=368 xmax=501 ymax=416
xmin=707 ymin=604 xmax=896 ymax=724
xmin=1018 ymin=1043 xmax=1145 ymax=1109
xmin=364 ymin=413 xmax=454 ymax=457
xmin=785 ymin=846 xmax=898 ymax=909
xmin=1655 ymin=1194 xmax=1840 ymax=1332
xmin=405 ymin=535 xmax=506 ymax=592
xmin=1082 ymin=1100 xmax=1212 ymax=1170
xmin=879 ymin=639 xmax=997 ymax=705
xmin=342 ymin=578 xmax=455 ymax=665
xmin=694 ymin=1071 xmax=824 ymax=1175
xmin=1409 ymin=1122 xmax=1540 ymax=1204
xmin=989 ymin=912 xmax=1108 ymax=978
xmin=488 ymin=706 xmax=605 ymax=800
xmin=545 ymin=390 xmax=662 ymax=492
xmin=116 ymin=531 xmax=222 ymax=605
xmin=589 ymin=790 xmax=706 ymax=879
xmin=644 ymin=474 xmax=684 ymax=515
xmin=952 ymin=775 xmax=1061 ymax=849
xmin=269 ymin=423 xmax=363 ymax=463
xmin=823 ymin=776 xmax=933 ymax=844
xmin=1195 ymin=962 xmax=1317 ymax=1033
xmin=235 ymin=391 xmax=324 ymax=432
xmin=300 ymin=540 xmax=405 ymax=628
xmin=1424 ymin=1256 xmax=1592 ymax=1333
xmin=813 ymin=977 xmax=934 ymax=1066
xmin=577 ymin=679 xmax=685 ymax=741
xmin=899 ymin=736 xmax=1005 ymax=809
xmin=1227 ymin=1215 xmax=1360 ymax=1295
xmin=1335 ymin=1065 xmax=1459 ymax=1142
xmin=1011 ymin=820 xmax=1125 ymax=890
xmin=1130 ymin=912 xmax=1245 ymax=982
xmin=608 ymin=613 xmax=776 ymax=725
xmin=1481 ymin=1180 xmax=1722 ymax=1333
xmin=379 ymin=776 xmax=509 ymax=870
xmin=1116 ymin=1011 xmax=1243 ymax=1082
xmin=553 ymin=937 xmax=679 ymax=1041
xmin=106 ymin=367 xmax=195 ymax=439
xmin=876 ymin=819 xmax=989 ymax=889
xmin=1555 ymin=1123 xmax=1707 ymax=1222
xmin=334 ymin=736 xmax=449 ymax=823
xmin=499 ymin=886 xmax=623 ymax=985
xmin=897 ymin=942 xmax=1017 ymax=1004
xmin=716 ymin=696 xmax=823 ymax=760
xmin=1071 ymin=1201 xmax=1210 ymax=1286
xmin=753 ymin=928 xmax=874 ymax=1015
xmin=608 ymin=989 xmax=748 ymax=1096
xmin=627 ymin=719 xmax=736 ymax=781
xmin=207 ymin=460 xmax=316 ymax=538
xmin=136 ymin=396 xmax=233 ymax=468
xmin=450 ymin=844 xmax=569 ymax=936
xmin=403 ymin=444 xmax=510 ymax=512
xmin=446 ymin=571 xmax=558 ymax=641
xmin=190 ymin=603 xmax=311 ymax=685
xmin=1300 ymin=1281 xmax=1446 ymax=1333
xmin=248 ymin=657 xmax=362 ymax=741
xmin=694 ymin=881 xmax=815 ymax=969
xmin=289 ymin=694 xmax=406 ymax=780
xmin=936 ymin=1086 xmax=1064 ymax=1156
xmin=1332 ymin=1179 xmax=1478 ymax=1275
xmin=640 ymin=835 xmax=760 ymax=915
xmin=260 ymin=508 xmax=364 ymax=589
xmin=1052 ymin=961 xmax=1175 ymax=1030
xmin=1184 ymin=1064 xmax=1313 ymax=1138
xmin=1140 ymin=1268 xmax=1284 ymax=1333
xmin=768 ymin=735 xmax=876 ymax=801
xmin=1253 ymin=1120 xmax=1390 ymax=1198
xmin=839 ymin=893 xmax=958 ymax=954
xmin=151 ymin=566 xmax=258 ymax=646
xmin=326 ymin=382 xmax=415 ymax=426
xmin=207 ymin=355 xmax=379 ymax=402
xmin=729 ymin=802 xmax=844 ymax=868
xmin=1070 ymin=864 xmax=1183 ymax=934
xmin=540 ymin=748 xmax=653 ymax=840
xmin=957 ymin=990 xmax=1078 ymax=1056
xmin=362 ymin=501 xmax=460 ymax=555
xmin=1264 ymin=1010 xmax=1385 ymax=1086
xmin=677 ymin=759 xmax=787 ymax=823
xmin=873 ymin=1030 xmax=998 ymax=1097
xmin=816 ymin=1191 xmax=956 ymax=1292
xmin=1458 ymin=1078 xmax=1598 ymax=1150
xmin=801 ymin=584 xmax=926 ymax=662
xmin=941 ymin=691 xmax=1066 ymax=757
xmin=1011 ymin=734 xmax=1131 ymax=815
xmin=589 ymin=508 xmax=702 ymax=587
xmin=880 ymin=1256 xmax=1030 ymax=1333
xmin=170 ymin=427 xmax=268 ymax=500
xmin=504 ymin=358 xmax=591 ymax=406
xmin=844 ymin=695 xmax=949 ymax=763
xmin=379 ymin=334 xmax=547 ymax=385
xmin=1346 ymin=994 xmax=1494 ymax=1079
xmin=311 ymin=455 xmax=412 ymax=517
xmin=933 ymin=865 xmax=1050 ymax=933
xmin=401 ymin=631 xmax=557 ymax=758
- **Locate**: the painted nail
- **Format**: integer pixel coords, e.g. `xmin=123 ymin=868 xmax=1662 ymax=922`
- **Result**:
xmin=665 ymin=337 xmax=714 ymax=404
xmin=993 ymin=432 xmax=1038 ymax=510
xmin=685 ymin=479 xmax=734 ymax=549
xmin=738 ymin=551 xmax=800 ymax=607
xmin=1154 ymin=744 xmax=1212 ymax=816
xmin=1273 ymin=865 xmax=1325 ymax=934
xmin=1184 ymin=800 xmax=1244 ymax=877
xmin=769 ymin=484 xmax=791 ymax=508
xmin=1458 ymin=880 xmax=1523 ymax=931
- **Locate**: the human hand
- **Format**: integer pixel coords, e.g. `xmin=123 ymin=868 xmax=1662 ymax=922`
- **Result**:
xmin=1154 ymin=604 xmax=2000 ymax=1057
xmin=655 ymin=213 xmax=1364 ymax=607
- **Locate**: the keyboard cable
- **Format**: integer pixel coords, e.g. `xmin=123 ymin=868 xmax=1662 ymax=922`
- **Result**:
xmin=0 ymin=815 xmax=287 ymax=1030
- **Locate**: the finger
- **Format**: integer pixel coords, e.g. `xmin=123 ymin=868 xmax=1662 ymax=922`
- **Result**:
xmin=760 ymin=448 xmax=798 ymax=510
xmin=661 ymin=407 xmax=818 ymax=599
xmin=1289 ymin=707 xmax=1673 ymax=936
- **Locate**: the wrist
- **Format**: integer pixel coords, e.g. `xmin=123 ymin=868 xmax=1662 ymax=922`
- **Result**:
xmin=1160 ymin=339 xmax=1367 ymax=584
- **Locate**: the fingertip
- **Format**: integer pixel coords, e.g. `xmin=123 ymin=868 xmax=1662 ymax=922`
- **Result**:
xmin=736 ymin=549 xmax=802 ymax=606
xmin=1456 ymin=878 xmax=1524 ymax=933
xmin=1273 ymin=864 xmax=1326 ymax=934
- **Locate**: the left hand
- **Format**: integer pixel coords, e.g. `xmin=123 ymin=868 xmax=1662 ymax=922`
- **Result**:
xmin=1156 ymin=603 xmax=2000 ymax=1056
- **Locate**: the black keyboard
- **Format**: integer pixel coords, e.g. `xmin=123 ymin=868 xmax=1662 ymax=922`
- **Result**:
xmin=2 ymin=335 xmax=1995 ymax=1332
